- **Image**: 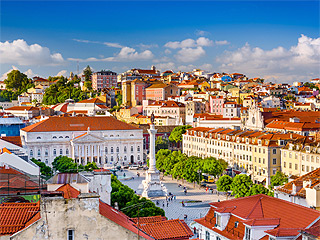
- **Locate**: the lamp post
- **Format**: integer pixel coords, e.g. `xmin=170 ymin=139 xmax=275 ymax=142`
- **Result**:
xmin=197 ymin=169 xmax=202 ymax=189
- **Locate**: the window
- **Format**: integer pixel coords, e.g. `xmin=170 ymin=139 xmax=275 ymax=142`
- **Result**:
xmin=45 ymin=149 xmax=48 ymax=156
xmin=205 ymin=231 xmax=210 ymax=240
xmin=289 ymin=163 xmax=292 ymax=169
xmin=273 ymin=158 xmax=276 ymax=165
xmin=124 ymin=146 xmax=127 ymax=153
xmin=111 ymin=156 xmax=113 ymax=161
xmin=53 ymin=136 xmax=57 ymax=139
xmin=137 ymin=146 xmax=140 ymax=152
xmin=284 ymin=161 xmax=286 ymax=168
xmin=105 ymin=147 xmax=108 ymax=154
xmin=60 ymin=149 xmax=63 ymax=155
xmin=131 ymin=146 xmax=134 ymax=152
xmin=216 ymin=214 xmax=221 ymax=227
xmin=235 ymin=221 xmax=239 ymax=228
xmin=116 ymin=147 xmax=119 ymax=153
xmin=273 ymin=149 xmax=277 ymax=154
xmin=66 ymin=149 xmax=69 ymax=155
xmin=53 ymin=149 xmax=56 ymax=155
xmin=245 ymin=227 xmax=251 ymax=240
xmin=38 ymin=149 xmax=41 ymax=156
xmin=59 ymin=136 xmax=63 ymax=139
xmin=65 ymin=136 xmax=69 ymax=138
xmin=37 ymin=136 xmax=41 ymax=139
xmin=67 ymin=229 xmax=74 ymax=240
xmin=30 ymin=149 xmax=33 ymax=157
xmin=111 ymin=147 xmax=114 ymax=154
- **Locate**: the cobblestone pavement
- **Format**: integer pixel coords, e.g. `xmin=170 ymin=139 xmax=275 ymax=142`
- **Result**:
xmin=118 ymin=169 xmax=233 ymax=236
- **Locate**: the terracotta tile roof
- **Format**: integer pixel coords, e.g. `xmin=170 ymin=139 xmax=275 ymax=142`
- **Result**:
xmin=56 ymin=183 xmax=80 ymax=199
xmin=131 ymin=215 xmax=167 ymax=224
xmin=21 ymin=116 xmax=139 ymax=132
xmin=300 ymin=219 xmax=320 ymax=237
xmin=5 ymin=106 xmax=39 ymax=111
xmin=146 ymin=83 xmax=168 ymax=89
xmin=139 ymin=219 xmax=193 ymax=240
xmin=0 ymin=202 xmax=40 ymax=236
xmin=263 ymin=110 xmax=320 ymax=125
xmin=0 ymin=136 xmax=22 ymax=147
xmin=99 ymin=200 xmax=153 ymax=240
xmin=195 ymin=194 xmax=320 ymax=239
xmin=78 ymin=98 xmax=105 ymax=104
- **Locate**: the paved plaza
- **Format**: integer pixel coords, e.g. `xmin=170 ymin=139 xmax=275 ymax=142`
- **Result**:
xmin=118 ymin=169 xmax=232 ymax=232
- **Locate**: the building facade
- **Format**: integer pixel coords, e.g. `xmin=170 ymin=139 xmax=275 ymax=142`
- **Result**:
xmin=20 ymin=116 xmax=143 ymax=167
xmin=92 ymin=71 xmax=117 ymax=91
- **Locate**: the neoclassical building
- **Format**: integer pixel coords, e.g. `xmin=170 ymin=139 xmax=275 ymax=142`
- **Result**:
xmin=20 ymin=116 xmax=143 ymax=167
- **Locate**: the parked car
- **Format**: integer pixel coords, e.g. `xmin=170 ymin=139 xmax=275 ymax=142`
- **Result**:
xmin=129 ymin=165 xmax=140 ymax=170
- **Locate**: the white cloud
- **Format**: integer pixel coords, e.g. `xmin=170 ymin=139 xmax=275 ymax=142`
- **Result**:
xmin=177 ymin=64 xmax=196 ymax=72
xmin=196 ymin=37 xmax=213 ymax=47
xmin=175 ymin=47 xmax=206 ymax=62
xmin=215 ymin=40 xmax=230 ymax=45
xmin=165 ymin=37 xmax=213 ymax=49
xmin=103 ymin=42 xmax=123 ymax=48
xmin=195 ymin=30 xmax=209 ymax=36
xmin=164 ymin=49 xmax=172 ymax=55
xmin=56 ymin=70 xmax=67 ymax=77
xmin=0 ymin=66 xmax=37 ymax=80
xmin=68 ymin=47 xmax=153 ymax=62
xmin=0 ymin=39 xmax=64 ymax=66
xmin=137 ymin=43 xmax=159 ymax=50
xmin=156 ymin=62 xmax=176 ymax=71
xmin=216 ymin=34 xmax=320 ymax=83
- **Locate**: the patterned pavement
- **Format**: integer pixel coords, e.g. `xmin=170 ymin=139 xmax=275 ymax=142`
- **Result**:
xmin=118 ymin=169 xmax=232 ymax=235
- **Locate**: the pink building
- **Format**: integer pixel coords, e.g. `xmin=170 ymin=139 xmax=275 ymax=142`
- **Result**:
xmin=209 ymin=96 xmax=224 ymax=115
xmin=92 ymin=71 xmax=117 ymax=91
xmin=131 ymin=79 xmax=148 ymax=106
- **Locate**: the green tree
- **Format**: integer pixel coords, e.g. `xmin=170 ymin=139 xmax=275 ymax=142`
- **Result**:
xmin=216 ymin=175 xmax=233 ymax=197
xmin=31 ymin=158 xmax=52 ymax=178
xmin=202 ymin=157 xmax=225 ymax=177
xmin=168 ymin=125 xmax=192 ymax=143
xmin=83 ymin=65 xmax=93 ymax=90
xmin=182 ymin=156 xmax=202 ymax=185
xmin=4 ymin=70 xmax=33 ymax=92
xmin=163 ymin=151 xmax=186 ymax=175
xmin=270 ymin=171 xmax=288 ymax=188
xmin=155 ymin=136 xmax=169 ymax=152
xmin=246 ymin=184 xmax=274 ymax=197
xmin=84 ymin=162 xmax=99 ymax=171
xmin=52 ymin=156 xmax=83 ymax=173
xmin=111 ymin=175 xmax=165 ymax=218
xmin=116 ymin=93 xmax=122 ymax=106
xmin=231 ymin=174 xmax=253 ymax=198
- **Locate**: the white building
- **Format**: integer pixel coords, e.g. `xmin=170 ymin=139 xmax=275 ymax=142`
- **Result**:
xmin=20 ymin=115 xmax=143 ymax=167
xmin=261 ymin=95 xmax=281 ymax=108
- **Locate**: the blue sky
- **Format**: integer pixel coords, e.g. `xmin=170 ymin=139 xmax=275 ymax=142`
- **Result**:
xmin=1 ymin=1 xmax=319 ymax=83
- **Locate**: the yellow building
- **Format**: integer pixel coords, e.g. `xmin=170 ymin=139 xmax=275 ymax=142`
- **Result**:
xmin=281 ymin=139 xmax=320 ymax=176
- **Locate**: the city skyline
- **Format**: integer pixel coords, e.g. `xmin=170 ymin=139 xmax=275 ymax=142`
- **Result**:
xmin=1 ymin=0 xmax=319 ymax=83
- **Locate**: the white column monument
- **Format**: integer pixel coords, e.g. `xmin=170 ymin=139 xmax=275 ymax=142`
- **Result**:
xmin=141 ymin=114 xmax=167 ymax=198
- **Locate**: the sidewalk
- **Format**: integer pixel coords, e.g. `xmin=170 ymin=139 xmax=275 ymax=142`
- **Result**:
xmin=118 ymin=169 xmax=233 ymax=229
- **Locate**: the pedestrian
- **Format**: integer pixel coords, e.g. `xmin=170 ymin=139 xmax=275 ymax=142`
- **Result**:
xmin=184 ymin=214 xmax=187 ymax=221
xmin=174 ymin=195 xmax=176 ymax=200
xmin=184 ymin=189 xmax=187 ymax=195
xmin=167 ymin=202 xmax=169 ymax=207
xmin=163 ymin=202 xmax=165 ymax=207
xmin=166 ymin=196 xmax=168 ymax=201
xmin=181 ymin=201 xmax=185 ymax=207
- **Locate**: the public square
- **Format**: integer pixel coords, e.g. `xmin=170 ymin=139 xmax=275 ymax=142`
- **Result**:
xmin=118 ymin=169 xmax=232 ymax=229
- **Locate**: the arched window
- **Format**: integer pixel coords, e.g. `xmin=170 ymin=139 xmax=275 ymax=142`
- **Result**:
xmin=53 ymin=136 xmax=57 ymax=139
xmin=65 ymin=136 xmax=69 ymax=138
xmin=137 ymin=146 xmax=140 ymax=152
xmin=111 ymin=156 xmax=113 ymax=161
xmin=111 ymin=147 xmax=114 ymax=153
xmin=37 ymin=136 xmax=41 ymax=139
xmin=45 ymin=149 xmax=48 ymax=156
xmin=53 ymin=149 xmax=56 ymax=155
xmin=116 ymin=147 xmax=119 ymax=153
xmin=105 ymin=147 xmax=108 ymax=154
xmin=59 ymin=136 xmax=63 ymax=138
xmin=37 ymin=149 xmax=41 ymax=156
xmin=30 ymin=149 xmax=33 ymax=157
xmin=66 ymin=149 xmax=69 ymax=155
xmin=124 ymin=156 xmax=127 ymax=161
xmin=124 ymin=146 xmax=127 ymax=153
xmin=131 ymin=146 xmax=134 ymax=152
xmin=105 ymin=156 xmax=108 ymax=163
xmin=138 ymin=155 xmax=140 ymax=161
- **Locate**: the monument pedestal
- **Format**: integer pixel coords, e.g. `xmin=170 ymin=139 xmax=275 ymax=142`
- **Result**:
xmin=140 ymin=122 xmax=166 ymax=198
xmin=141 ymin=169 xmax=166 ymax=198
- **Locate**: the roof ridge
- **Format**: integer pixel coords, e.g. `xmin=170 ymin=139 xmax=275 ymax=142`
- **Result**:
xmin=246 ymin=196 xmax=264 ymax=219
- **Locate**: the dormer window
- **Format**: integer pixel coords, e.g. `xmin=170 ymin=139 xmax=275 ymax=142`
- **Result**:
xmin=245 ymin=226 xmax=251 ymax=240
xmin=306 ymin=146 xmax=311 ymax=153
xmin=235 ymin=221 xmax=239 ymax=228
xmin=37 ymin=136 xmax=41 ymax=139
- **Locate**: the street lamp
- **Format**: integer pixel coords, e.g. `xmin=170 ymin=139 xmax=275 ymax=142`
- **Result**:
xmin=197 ymin=169 xmax=202 ymax=188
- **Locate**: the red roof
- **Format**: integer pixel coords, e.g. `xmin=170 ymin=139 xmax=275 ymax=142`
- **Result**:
xmin=21 ymin=116 xmax=139 ymax=132
xmin=99 ymin=200 xmax=153 ymax=240
xmin=0 ymin=136 xmax=22 ymax=147
xmin=195 ymin=194 xmax=320 ymax=238
xmin=131 ymin=215 xmax=167 ymax=224
xmin=0 ymin=202 xmax=40 ymax=236
xmin=139 ymin=219 xmax=193 ymax=240
xmin=56 ymin=183 xmax=80 ymax=199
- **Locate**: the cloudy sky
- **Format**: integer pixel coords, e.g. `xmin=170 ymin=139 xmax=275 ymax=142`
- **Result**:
xmin=0 ymin=1 xmax=319 ymax=83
